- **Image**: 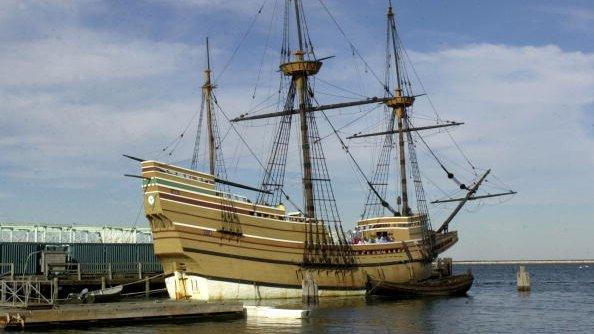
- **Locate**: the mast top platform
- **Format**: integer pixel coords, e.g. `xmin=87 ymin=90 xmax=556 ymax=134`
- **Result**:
xmin=385 ymin=89 xmax=415 ymax=109
xmin=280 ymin=50 xmax=322 ymax=77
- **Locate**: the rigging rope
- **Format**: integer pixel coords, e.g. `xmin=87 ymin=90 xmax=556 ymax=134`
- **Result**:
xmin=315 ymin=105 xmax=379 ymax=143
xmin=317 ymin=0 xmax=390 ymax=94
xmin=311 ymin=94 xmax=397 ymax=215
xmin=408 ymin=118 xmax=467 ymax=190
xmin=212 ymin=96 xmax=304 ymax=214
xmin=399 ymin=44 xmax=477 ymax=171
xmin=190 ymin=91 xmax=206 ymax=170
xmin=215 ymin=1 xmax=267 ymax=83
xmin=252 ymin=0 xmax=279 ymax=100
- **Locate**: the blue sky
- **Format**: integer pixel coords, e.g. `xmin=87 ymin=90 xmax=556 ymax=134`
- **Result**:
xmin=1 ymin=0 xmax=593 ymax=260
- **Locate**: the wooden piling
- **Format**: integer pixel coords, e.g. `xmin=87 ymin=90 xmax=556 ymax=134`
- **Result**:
xmin=517 ymin=265 xmax=531 ymax=291
xmin=76 ymin=263 xmax=82 ymax=281
xmin=301 ymin=271 xmax=318 ymax=305
xmin=52 ymin=278 xmax=59 ymax=302
xmin=145 ymin=278 xmax=150 ymax=298
xmin=137 ymin=262 xmax=143 ymax=279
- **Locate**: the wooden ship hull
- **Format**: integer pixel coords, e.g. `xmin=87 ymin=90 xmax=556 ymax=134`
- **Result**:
xmin=141 ymin=161 xmax=459 ymax=300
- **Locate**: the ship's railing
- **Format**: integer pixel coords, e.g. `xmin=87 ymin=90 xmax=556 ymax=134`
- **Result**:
xmin=287 ymin=216 xmax=306 ymax=222
xmin=146 ymin=168 xmax=252 ymax=204
xmin=153 ymin=166 xmax=215 ymax=185
xmin=356 ymin=221 xmax=423 ymax=231
xmin=215 ymin=191 xmax=249 ymax=203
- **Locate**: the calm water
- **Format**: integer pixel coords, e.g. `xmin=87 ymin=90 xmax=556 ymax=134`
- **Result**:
xmin=36 ymin=265 xmax=594 ymax=333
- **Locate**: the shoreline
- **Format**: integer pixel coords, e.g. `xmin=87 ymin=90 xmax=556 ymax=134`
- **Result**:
xmin=453 ymin=260 xmax=594 ymax=265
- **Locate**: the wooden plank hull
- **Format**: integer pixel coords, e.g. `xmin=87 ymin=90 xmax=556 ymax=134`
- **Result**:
xmin=141 ymin=161 xmax=459 ymax=300
xmin=368 ymin=273 xmax=474 ymax=297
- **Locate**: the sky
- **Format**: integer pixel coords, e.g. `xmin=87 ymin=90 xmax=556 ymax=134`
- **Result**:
xmin=1 ymin=0 xmax=593 ymax=260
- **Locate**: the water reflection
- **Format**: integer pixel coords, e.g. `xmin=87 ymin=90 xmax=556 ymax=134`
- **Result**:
xmin=25 ymin=265 xmax=594 ymax=333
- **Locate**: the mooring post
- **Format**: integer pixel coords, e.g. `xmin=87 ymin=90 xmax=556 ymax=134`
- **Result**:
xmin=138 ymin=262 xmax=143 ymax=279
xmin=301 ymin=271 xmax=319 ymax=305
xmin=52 ymin=277 xmax=59 ymax=303
xmin=145 ymin=277 xmax=150 ymax=298
xmin=101 ymin=276 xmax=106 ymax=290
xmin=108 ymin=263 xmax=113 ymax=281
xmin=517 ymin=265 xmax=531 ymax=291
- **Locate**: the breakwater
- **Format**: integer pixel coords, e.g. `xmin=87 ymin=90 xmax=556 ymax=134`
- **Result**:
xmin=454 ymin=259 xmax=594 ymax=265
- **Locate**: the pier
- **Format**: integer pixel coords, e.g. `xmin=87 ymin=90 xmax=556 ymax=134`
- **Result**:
xmin=0 ymin=222 xmax=164 ymax=295
xmin=453 ymin=259 xmax=594 ymax=265
xmin=0 ymin=300 xmax=244 ymax=329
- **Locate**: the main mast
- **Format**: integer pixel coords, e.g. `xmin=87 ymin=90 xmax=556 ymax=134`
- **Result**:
xmin=280 ymin=0 xmax=320 ymax=219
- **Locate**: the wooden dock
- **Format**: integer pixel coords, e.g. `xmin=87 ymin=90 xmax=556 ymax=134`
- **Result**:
xmin=0 ymin=300 xmax=244 ymax=329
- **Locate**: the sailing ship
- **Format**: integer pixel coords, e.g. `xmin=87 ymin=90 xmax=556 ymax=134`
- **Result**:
xmin=131 ymin=1 xmax=514 ymax=300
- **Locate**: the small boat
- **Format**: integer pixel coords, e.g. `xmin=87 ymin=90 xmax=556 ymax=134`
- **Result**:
xmin=367 ymin=272 xmax=474 ymax=297
xmin=244 ymin=306 xmax=309 ymax=319
xmin=87 ymin=285 xmax=124 ymax=303
xmin=67 ymin=285 xmax=124 ymax=304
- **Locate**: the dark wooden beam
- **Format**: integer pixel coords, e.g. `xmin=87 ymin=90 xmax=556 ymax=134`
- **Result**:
xmin=123 ymin=154 xmax=146 ymax=162
xmin=431 ymin=191 xmax=517 ymax=204
xmin=214 ymin=178 xmax=272 ymax=194
xmin=347 ymin=122 xmax=464 ymax=139
xmin=231 ymin=97 xmax=392 ymax=122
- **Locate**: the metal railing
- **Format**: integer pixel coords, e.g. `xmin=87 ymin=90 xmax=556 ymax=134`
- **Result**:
xmin=0 ymin=279 xmax=54 ymax=307
xmin=0 ymin=263 xmax=15 ymax=280
xmin=0 ymin=222 xmax=153 ymax=243
xmin=46 ymin=262 xmax=163 ymax=280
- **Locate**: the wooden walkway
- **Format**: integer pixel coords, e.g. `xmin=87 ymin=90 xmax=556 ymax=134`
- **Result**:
xmin=0 ymin=300 xmax=244 ymax=329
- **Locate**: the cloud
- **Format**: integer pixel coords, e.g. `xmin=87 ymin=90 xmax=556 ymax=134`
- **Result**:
xmin=535 ymin=5 xmax=594 ymax=33
xmin=408 ymin=44 xmax=594 ymax=189
xmin=0 ymin=29 xmax=195 ymax=86
xmin=398 ymin=44 xmax=594 ymax=259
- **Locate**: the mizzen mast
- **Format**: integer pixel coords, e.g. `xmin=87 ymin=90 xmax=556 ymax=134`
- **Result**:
xmin=385 ymin=4 xmax=414 ymax=216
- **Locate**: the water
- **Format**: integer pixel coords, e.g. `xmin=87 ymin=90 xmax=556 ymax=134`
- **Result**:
xmin=38 ymin=265 xmax=594 ymax=333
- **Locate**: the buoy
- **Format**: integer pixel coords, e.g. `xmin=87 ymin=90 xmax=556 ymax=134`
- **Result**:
xmin=517 ymin=265 xmax=531 ymax=291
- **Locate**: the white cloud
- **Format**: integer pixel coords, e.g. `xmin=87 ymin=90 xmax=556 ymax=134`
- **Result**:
xmin=535 ymin=5 xmax=594 ymax=33
xmin=400 ymin=44 xmax=594 ymax=259
xmin=408 ymin=43 xmax=594 ymax=188
xmin=0 ymin=29 xmax=195 ymax=86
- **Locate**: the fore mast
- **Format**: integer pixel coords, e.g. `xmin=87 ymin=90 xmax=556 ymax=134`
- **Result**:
xmin=191 ymin=37 xmax=219 ymax=176
xmin=203 ymin=37 xmax=216 ymax=176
